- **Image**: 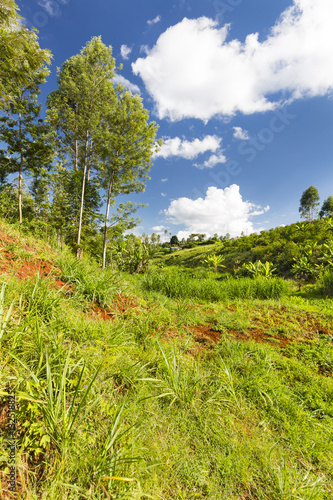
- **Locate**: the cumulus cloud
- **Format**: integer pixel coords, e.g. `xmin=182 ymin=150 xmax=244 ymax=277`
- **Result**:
xmin=113 ymin=75 xmax=141 ymax=94
xmin=152 ymin=225 xmax=165 ymax=231
xmin=120 ymin=44 xmax=132 ymax=60
xmin=233 ymin=127 xmax=249 ymax=140
xmin=132 ymin=1 xmax=333 ymax=121
xmin=154 ymin=135 xmax=222 ymax=160
xmin=147 ymin=15 xmax=161 ymax=26
xmin=161 ymin=193 xmax=167 ymax=197
xmin=164 ymin=185 xmax=269 ymax=238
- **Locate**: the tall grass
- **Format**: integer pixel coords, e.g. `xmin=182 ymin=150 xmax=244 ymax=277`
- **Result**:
xmin=142 ymin=270 xmax=288 ymax=301
xmin=57 ymin=254 xmax=121 ymax=306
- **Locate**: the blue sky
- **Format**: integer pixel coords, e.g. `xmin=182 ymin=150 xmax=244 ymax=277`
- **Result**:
xmin=19 ymin=0 xmax=333 ymax=239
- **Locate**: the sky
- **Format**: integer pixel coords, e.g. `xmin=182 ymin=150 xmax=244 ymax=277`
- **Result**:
xmin=18 ymin=0 xmax=333 ymax=240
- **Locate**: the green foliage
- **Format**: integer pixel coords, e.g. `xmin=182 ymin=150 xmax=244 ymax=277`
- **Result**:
xmin=142 ymin=269 xmax=288 ymax=301
xmin=14 ymin=351 xmax=102 ymax=453
xmin=1 ymin=220 xmax=333 ymax=498
xmin=202 ymin=253 xmax=225 ymax=273
xmin=58 ymin=254 xmax=120 ymax=306
xmin=316 ymin=270 xmax=333 ymax=297
xmin=98 ymin=86 xmax=160 ymax=268
xmin=242 ymin=260 xmax=276 ymax=278
xmin=0 ymin=51 xmax=54 ymax=223
xmin=319 ymin=195 xmax=333 ymax=219
xmin=0 ymin=0 xmax=51 ymax=108
xmin=299 ymin=185 xmax=320 ymax=221
xmin=170 ymin=235 xmax=179 ymax=246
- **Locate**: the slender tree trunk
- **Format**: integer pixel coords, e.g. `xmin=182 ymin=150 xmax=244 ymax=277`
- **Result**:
xmin=77 ymin=130 xmax=89 ymax=257
xmin=18 ymin=111 xmax=23 ymax=224
xmin=75 ymin=140 xmax=78 ymax=171
xmin=102 ymin=178 xmax=113 ymax=269
xmin=87 ymin=139 xmax=93 ymax=182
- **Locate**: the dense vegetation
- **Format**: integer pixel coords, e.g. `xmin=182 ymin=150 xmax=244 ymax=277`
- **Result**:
xmin=1 ymin=218 xmax=333 ymax=499
xmin=1 ymin=2 xmax=333 ymax=499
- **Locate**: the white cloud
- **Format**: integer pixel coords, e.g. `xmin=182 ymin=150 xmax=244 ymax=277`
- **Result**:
xmin=161 ymin=178 xmax=168 ymax=182
xmin=161 ymin=193 xmax=167 ymax=197
xmin=147 ymin=15 xmax=161 ymax=26
xmin=152 ymin=225 xmax=165 ymax=231
xmin=120 ymin=44 xmax=132 ymax=60
xmin=233 ymin=127 xmax=249 ymax=140
xmin=164 ymin=185 xmax=269 ymax=238
xmin=133 ymin=1 xmax=333 ymax=121
xmin=38 ymin=0 xmax=60 ymax=16
xmin=140 ymin=45 xmax=150 ymax=55
xmin=113 ymin=75 xmax=141 ymax=94
xmin=195 ymin=152 xmax=227 ymax=169
xmin=154 ymin=135 xmax=222 ymax=160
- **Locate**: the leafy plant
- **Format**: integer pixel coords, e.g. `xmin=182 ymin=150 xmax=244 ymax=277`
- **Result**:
xmin=12 ymin=350 xmax=102 ymax=453
xmin=242 ymin=260 xmax=276 ymax=278
xmin=202 ymin=253 xmax=225 ymax=273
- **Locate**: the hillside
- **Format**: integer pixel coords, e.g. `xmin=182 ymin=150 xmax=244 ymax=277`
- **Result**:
xmin=156 ymin=219 xmax=333 ymax=279
xmin=1 ymin=220 xmax=333 ymax=499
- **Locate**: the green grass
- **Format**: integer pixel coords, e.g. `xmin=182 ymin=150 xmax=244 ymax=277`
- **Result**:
xmin=1 ymin=222 xmax=333 ymax=499
xmin=56 ymin=253 xmax=121 ymax=307
xmin=142 ymin=269 xmax=288 ymax=301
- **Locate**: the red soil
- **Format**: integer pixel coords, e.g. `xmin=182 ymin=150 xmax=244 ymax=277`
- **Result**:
xmin=0 ymin=225 xmax=67 ymax=290
xmin=88 ymin=294 xmax=138 ymax=320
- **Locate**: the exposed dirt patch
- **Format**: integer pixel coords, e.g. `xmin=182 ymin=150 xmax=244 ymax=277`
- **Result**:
xmin=225 ymin=328 xmax=291 ymax=348
xmin=111 ymin=294 xmax=138 ymax=314
xmin=161 ymin=329 xmax=181 ymax=342
xmin=0 ymin=254 xmax=67 ymax=290
xmin=0 ymin=225 xmax=67 ymax=290
xmin=190 ymin=324 xmax=220 ymax=346
xmin=188 ymin=319 xmax=333 ymax=350
xmin=88 ymin=294 xmax=138 ymax=321
xmin=0 ymin=227 xmax=16 ymax=247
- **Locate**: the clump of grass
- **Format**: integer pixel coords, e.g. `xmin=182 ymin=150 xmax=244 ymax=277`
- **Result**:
xmin=58 ymin=254 xmax=121 ymax=307
xmin=142 ymin=270 xmax=288 ymax=301
xmin=19 ymin=274 xmax=64 ymax=322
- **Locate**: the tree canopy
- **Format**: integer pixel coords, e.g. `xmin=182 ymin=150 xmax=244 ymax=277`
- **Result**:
xmin=319 ymin=195 xmax=333 ymax=219
xmin=299 ymin=185 xmax=320 ymax=221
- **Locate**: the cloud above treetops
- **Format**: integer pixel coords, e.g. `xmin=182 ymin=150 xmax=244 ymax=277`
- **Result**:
xmin=132 ymin=0 xmax=333 ymax=121
xmin=153 ymin=135 xmax=222 ymax=160
xmin=164 ymin=185 xmax=269 ymax=239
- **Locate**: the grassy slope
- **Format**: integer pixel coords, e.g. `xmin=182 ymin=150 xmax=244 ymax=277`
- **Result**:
xmin=155 ymin=219 xmax=333 ymax=278
xmin=0 ymin=220 xmax=333 ymax=499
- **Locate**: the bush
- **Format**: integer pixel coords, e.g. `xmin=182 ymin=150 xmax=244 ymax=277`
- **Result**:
xmin=317 ymin=270 xmax=333 ymax=297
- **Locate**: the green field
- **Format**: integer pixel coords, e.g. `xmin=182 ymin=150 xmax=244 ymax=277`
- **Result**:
xmin=1 ymin=220 xmax=333 ymax=499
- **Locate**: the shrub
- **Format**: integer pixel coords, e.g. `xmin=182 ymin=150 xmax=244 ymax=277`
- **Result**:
xmin=317 ymin=270 xmax=333 ymax=297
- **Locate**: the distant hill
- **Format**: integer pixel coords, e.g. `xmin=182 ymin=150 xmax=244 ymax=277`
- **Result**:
xmin=155 ymin=219 xmax=333 ymax=277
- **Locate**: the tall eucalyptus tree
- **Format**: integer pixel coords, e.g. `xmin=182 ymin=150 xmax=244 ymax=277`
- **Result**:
xmin=97 ymin=87 xmax=161 ymax=268
xmin=47 ymin=37 xmax=117 ymax=256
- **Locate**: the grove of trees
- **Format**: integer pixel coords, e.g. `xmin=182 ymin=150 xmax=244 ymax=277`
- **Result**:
xmin=0 ymin=0 xmax=160 ymax=263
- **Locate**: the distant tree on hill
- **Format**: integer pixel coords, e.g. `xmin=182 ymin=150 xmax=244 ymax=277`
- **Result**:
xmin=170 ymin=235 xmax=179 ymax=246
xmin=319 ymin=196 xmax=333 ymax=219
xmin=299 ymin=186 xmax=320 ymax=221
